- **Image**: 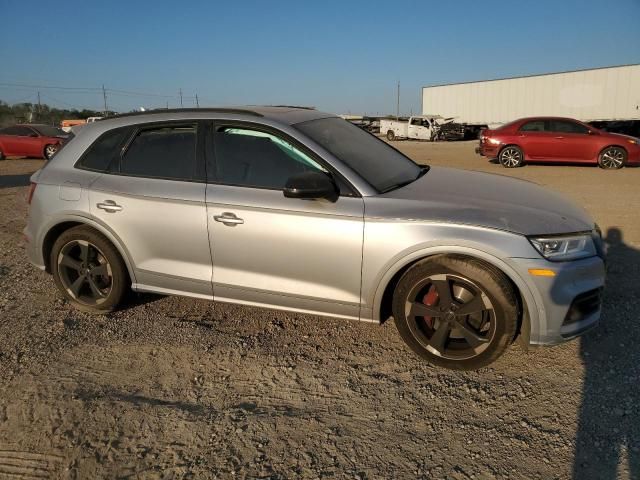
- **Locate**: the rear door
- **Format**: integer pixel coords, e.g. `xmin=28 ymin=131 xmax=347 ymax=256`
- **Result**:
xmin=88 ymin=122 xmax=213 ymax=298
xmin=205 ymin=122 xmax=365 ymax=319
xmin=516 ymin=120 xmax=560 ymax=160
xmin=547 ymin=120 xmax=594 ymax=161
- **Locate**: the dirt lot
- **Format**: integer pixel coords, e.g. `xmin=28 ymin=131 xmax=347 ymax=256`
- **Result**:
xmin=0 ymin=142 xmax=638 ymax=479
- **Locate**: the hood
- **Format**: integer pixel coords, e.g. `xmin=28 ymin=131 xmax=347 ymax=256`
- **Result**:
xmin=371 ymin=166 xmax=595 ymax=236
xmin=608 ymin=132 xmax=639 ymax=142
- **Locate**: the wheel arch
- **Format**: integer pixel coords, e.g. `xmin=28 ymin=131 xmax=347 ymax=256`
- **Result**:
xmin=498 ymin=143 xmax=523 ymax=156
xmin=372 ymin=247 xmax=537 ymax=347
xmin=41 ymin=215 xmax=137 ymax=284
xmin=598 ymin=144 xmax=628 ymax=156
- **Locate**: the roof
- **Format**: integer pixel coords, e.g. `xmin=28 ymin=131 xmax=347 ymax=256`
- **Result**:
xmin=97 ymin=106 xmax=335 ymax=127
xmin=422 ymin=63 xmax=640 ymax=89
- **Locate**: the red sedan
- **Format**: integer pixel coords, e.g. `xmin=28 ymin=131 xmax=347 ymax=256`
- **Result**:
xmin=0 ymin=124 xmax=69 ymax=160
xmin=477 ymin=117 xmax=640 ymax=169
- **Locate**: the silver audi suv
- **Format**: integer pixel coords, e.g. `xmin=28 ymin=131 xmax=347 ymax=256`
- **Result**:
xmin=24 ymin=107 xmax=605 ymax=369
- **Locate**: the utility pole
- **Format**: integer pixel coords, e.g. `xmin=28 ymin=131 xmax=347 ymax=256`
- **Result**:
xmin=195 ymin=93 xmax=199 ymax=108
xmin=166 ymin=101 xmax=169 ymax=110
xmin=102 ymin=85 xmax=108 ymax=116
xmin=396 ymin=81 xmax=400 ymax=120
xmin=37 ymin=91 xmax=41 ymax=119
xmin=179 ymin=89 xmax=183 ymax=108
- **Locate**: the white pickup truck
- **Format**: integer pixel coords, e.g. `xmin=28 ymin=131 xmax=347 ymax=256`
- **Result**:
xmin=380 ymin=115 xmax=468 ymax=141
xmin=380 ymin=116 xmax=439 ymax=141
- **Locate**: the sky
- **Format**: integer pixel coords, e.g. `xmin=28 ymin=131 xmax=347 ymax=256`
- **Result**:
xmin=1 ymin=0 xmax=639 ymax=115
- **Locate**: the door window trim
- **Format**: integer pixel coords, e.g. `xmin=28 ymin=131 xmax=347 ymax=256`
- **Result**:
xmin=206 ymin=120 xmax=360 ymax=198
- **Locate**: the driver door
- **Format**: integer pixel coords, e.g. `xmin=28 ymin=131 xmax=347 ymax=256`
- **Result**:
xmin=408 ymin=118 xmax=431 ymax=140
xmin=205 ymin=123 xmax=365 ymax=319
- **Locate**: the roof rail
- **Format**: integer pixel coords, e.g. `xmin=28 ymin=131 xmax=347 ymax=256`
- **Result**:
xmin=98 ymin=108 xmax=263 ymax=120
xmin=267 ymin=105 xmax=316 ymax=110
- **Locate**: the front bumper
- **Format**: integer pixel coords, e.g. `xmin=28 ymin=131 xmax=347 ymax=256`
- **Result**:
xmin=509 ymin=255 xmax=605 ymax=345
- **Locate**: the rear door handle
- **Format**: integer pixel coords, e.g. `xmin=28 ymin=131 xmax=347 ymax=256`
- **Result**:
xmin=213 ymin=212 xmax=244 ymax=226
xmin=96 ymin=200 xmax=123 ymax=213
xmin=554 ymin=136 xmax=564 ymax=139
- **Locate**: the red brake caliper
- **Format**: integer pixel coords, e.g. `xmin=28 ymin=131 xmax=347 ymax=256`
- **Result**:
xmin=421 ymin=285 xmax=439 ymax=329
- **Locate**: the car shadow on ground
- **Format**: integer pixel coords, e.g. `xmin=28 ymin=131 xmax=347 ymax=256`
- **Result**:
xmin=0 ymin=173 xmax=32 ymax=188
xmin=488 ymin=159 xmax=639 ymax=169
xmin=573 ymin=227 xmax=640 ymax=478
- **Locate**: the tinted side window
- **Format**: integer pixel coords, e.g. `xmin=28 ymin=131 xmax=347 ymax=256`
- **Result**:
xmin=212 ymin=127 xmax=326 ymax=189
xmin=121 ymin=125 xmax=197 ymax=180
xmin=3 ymin=126 xmax=35 ymax=136
xmin=520 ymin=120 xmax=546 ymax=132
xmin=77 ymin=127 xmax=130 ymax=172
xmin=0 ymin=127 xmax=20 ymax=135
xmin=550 ymin=120 xmax=589 ymax=134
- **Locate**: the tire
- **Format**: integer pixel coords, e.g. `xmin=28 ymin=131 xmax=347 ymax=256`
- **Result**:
xmin=44 ymin=144 xmax=58 ymax=160
xmin=50 ymin=226 xmax=128 ymax=313
xmin=386 ymin=130 xmax=395 ymax=141
xmin=392 ymin=255 xmax=518 ymax=370
xmin=598 ymin=146 xmax=626 ymax=169
xmin=0 ymin=149 xmax=5 ymax=161
xmin=498 ymin=145 xmax=524 ymax=168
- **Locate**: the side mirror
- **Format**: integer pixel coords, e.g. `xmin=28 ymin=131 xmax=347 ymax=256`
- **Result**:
xmin=283 ymin=171 xmax=338 ymax=202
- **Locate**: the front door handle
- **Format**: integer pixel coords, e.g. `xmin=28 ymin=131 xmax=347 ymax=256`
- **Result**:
xmin=554 ymin=136 xmax=564 ymax=139
xmin=96 ymin=200 xmax=123 ymax=213
xmin=213 ymin=212 xmax=244 ymax=226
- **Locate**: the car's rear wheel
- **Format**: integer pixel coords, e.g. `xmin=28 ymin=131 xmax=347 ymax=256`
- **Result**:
xmin=499 ymin=146 xmax=524 ymax=168
xmin=392 ymin=256 xmax=518 ymax=370
xmin=386 ymin=130 xmax=395 ymax=141
xmin=598 ymin=146 xmax=626 ymax=169
xmin=0 ymin=149 xmax=5 ymax=161
xmin=44 ymin=144 xmax=58 ymax=160
xmin=51 ymin=226 xmax=128 ymax=313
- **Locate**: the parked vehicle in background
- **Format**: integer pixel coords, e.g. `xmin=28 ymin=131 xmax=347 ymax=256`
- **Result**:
xmin=381 ymin=116 xmax=466 ymax=142
xmin=61 ymin=117 xmax=103 ymax=133
xmin=61 ymin=119 xmax=86 ymax=133
xmin=477 ymin=116 xmax=640 ymax=169
xmin=0 ymin=124 xmax=69 ymax=160
xmin=24 ymin=107 xmax=605 ymax=370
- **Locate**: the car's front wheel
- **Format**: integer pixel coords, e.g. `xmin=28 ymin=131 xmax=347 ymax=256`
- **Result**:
xmin=51 ymin=226 xmax=128 ymax=313
xmin=498 ymin=146 xmax=524 ymax=168
xmin=0 ymin=149 xmax=5 ymax=161
xmin=44 ymin=144 xmax=58 ymax=160
xmin=598 ymin=146 xmax=626 ymax=169
xmin=392 ymin=255 xmax=518 ymax=370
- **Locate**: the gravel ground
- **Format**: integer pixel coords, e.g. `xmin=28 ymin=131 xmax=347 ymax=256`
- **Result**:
xmin=0 ymin=142 xmax=639 ymax=479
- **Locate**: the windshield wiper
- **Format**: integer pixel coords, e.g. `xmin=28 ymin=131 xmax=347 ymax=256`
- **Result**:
xmin=380 ymin=166 xmax=430 ymax=194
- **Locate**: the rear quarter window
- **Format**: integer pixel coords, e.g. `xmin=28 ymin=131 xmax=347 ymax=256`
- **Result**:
xmin=76 ymin=127 xmax=131 ymax=172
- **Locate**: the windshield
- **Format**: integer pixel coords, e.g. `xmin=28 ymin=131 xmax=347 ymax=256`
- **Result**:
xmin=32 ymin=125 xmax=67 ymax=137
xmin=295 ymin=117 xmax=422 ymax=193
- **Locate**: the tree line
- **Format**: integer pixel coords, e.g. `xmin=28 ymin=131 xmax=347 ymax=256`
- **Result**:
xmin=0 ymin=100 xmax=112 ymax=128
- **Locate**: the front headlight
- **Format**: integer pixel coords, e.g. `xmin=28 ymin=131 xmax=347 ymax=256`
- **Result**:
xmin=529 ymin=233 xmax=596 ymax=261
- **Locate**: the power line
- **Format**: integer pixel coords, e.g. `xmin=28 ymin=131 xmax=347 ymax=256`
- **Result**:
xmin=38 ymin=92 xmax=101 ymax=111
xmin=0 ymin=82 xmax=101 ymax=92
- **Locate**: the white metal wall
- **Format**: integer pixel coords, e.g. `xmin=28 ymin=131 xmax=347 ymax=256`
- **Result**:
xmin=422 ymin=64 xmax=640 ymax=125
